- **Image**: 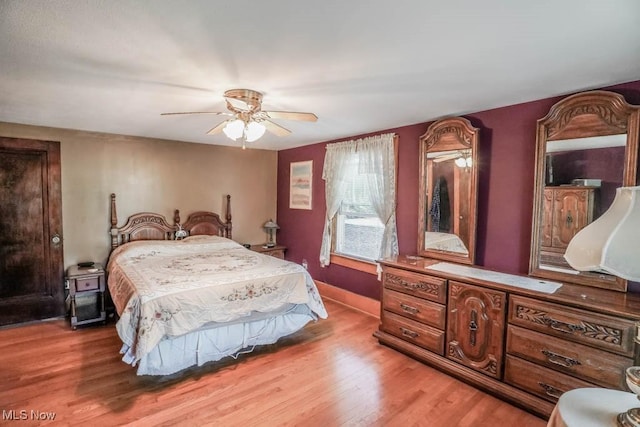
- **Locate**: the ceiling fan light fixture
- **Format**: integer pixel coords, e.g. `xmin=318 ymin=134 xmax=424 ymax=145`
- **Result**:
xmin=454 ymin=157 xmax=467 ymax=167
xmin=245 ymin=121 xmax=266 ymax=142
xmin=222 ymin=119 xmax=245 ymax=140
xmin=162 ymin=88 xmax=316 ymax=148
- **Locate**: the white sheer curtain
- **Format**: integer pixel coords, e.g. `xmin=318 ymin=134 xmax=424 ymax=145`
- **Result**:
xmin=358 ymin=133 xmax=398 ymax=261
xmin=319 ymin=140 xmax=357 ymax=267
xmin=319 ymin=133 xmax=399 ymax=268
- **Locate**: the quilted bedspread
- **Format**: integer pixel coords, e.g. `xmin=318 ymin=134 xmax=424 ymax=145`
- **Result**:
xmin=107 ymin=235 xmax=327 ymax=362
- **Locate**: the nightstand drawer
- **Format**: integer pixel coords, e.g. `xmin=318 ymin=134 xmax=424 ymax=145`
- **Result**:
xmin=74 ymin=277 xmax=99 ymax=292
xmin=249 ymin=245 xmax=286 ymax=260
xmin=267 ymin=249 xmax=285 ymax=259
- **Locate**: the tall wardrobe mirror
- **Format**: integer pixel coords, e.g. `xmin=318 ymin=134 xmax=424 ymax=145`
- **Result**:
xmin=418 ymin=117 xmax=479 ymax=265
xmin=529 ymin=90 xmax=640 ymax=291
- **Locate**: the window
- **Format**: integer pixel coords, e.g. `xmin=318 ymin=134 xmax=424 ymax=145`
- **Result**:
xmin=319 ymin=133 xmax=398 ymax=270
xmin=334 ymin=163 xmax=385 ymax=261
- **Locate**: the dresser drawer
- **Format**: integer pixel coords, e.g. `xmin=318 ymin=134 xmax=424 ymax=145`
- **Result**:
xmin=383 ymin=289 xmax=446 ymax=329
xmin=504 ymin=355 xmax=596 ymax=403
xmin=506 ymin=325 xmax=631 ymax=389
xmin=73 ymin=277 xmax=100 ymax=292
xmin=381 ymin=311 xmax=445 ymax=355
xmin=509 ymin=295 xmax=636 ymax=357
xmin=383 ymin=267 xmax=446 ymax=304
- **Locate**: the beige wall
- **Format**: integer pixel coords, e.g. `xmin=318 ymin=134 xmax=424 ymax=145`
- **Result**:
xmin=0 ymin=122 xmax=278 ymax=269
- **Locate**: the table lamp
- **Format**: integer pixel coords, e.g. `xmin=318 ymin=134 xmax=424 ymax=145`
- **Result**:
xmin=263 ymin=219 xmax=279 ymax=248
xmin=564 ymin=186 xmax=640 ymax=427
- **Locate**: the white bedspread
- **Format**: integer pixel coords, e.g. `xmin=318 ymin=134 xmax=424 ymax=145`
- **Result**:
xmin=107 ymin=236 xmax=327 ymax=363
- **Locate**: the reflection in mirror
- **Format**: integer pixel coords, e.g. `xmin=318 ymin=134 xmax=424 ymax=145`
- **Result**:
xmin=425 ymin=150 xmax=471 ymax=255
xmin=418 ymin=117 xmax=479 ymax=265
xmin=529 ymin=90 xmax=640 ymax=292
xmin=539 ymin=135 xmax=625 ymax=273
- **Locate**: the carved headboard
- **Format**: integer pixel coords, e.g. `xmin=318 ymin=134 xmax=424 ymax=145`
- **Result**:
xmin=109 ymin=193 xmax=233 ymax=249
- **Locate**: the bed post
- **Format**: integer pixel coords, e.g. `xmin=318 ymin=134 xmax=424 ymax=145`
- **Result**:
xmin=225 ymin=194 xmax=232 ymax=239
xmin=110 ymin=193 xmax=118 ymax=249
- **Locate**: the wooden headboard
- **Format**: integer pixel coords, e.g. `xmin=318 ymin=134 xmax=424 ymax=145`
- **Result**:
xmin=109 ymin=193 xmax=232 ymax=249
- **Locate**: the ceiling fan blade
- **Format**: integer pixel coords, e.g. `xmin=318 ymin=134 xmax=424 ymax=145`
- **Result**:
xmin=263 ymin=111 xmax=318 ymax=122
xmin=161 ymin=111 xmax=229 ymax=116
xmin=263 ymin=119 xmax=291 ymax=137
xmin=206 ymin=120 xmax=230 ymax=135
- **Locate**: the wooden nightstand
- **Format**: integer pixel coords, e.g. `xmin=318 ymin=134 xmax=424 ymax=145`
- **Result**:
xmin=66 ymin=264 xmax=106 ymax=329
xmin=250 ymin=244 xmax=287 ymax=259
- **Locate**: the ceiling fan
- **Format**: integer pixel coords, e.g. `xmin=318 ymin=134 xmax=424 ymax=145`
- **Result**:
xmin=161 ymin=89 xmax=318 ymax=148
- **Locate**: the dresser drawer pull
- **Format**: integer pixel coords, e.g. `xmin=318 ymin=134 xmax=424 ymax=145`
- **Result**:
xmin=469 ymin=309 xmax=478 ymax=346
xmin=538 ymin=382 xmax=563 ymax=399
xmin=400 ymin=280 xmax=428 ymax=292
xmin=541 ymin=349 xmax=581 ymax=368
xmin=543 ymin=316 xmax=586 ymax=334
xmin=400 ymin=327 xmax=419 ymax=339
xmin=399 ymin=303 xmax=419 ymax=315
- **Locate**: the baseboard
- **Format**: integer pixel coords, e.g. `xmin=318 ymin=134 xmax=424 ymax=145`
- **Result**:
xmin=314 ymin=280 xmax=380 ymax=318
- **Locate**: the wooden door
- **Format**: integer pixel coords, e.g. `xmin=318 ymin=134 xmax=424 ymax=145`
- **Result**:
xmin=447 ymin=281 xmax=506 ymax=379
xmin=551 ymin=188 xmax=593 ymax=249
xmin=0 ymin=137 xmax=64 ymax=326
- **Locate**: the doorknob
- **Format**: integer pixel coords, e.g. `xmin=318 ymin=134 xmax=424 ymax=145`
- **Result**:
xmin=51 ymin=234 xmax=61 ymax=246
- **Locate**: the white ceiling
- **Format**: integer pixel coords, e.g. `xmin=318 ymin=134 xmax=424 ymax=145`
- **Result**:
xmin=1 ymin=1 xmax=639 ymax=151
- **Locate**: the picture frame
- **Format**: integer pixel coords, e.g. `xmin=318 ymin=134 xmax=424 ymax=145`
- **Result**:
xmin=289 ymin=160 xmax=313 ymax=210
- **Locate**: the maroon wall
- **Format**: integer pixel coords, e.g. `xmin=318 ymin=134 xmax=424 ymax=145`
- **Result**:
xmin=551 ymin=146 xmax=625 ymax=217
xmin=277 ymin=80 xmax=640 ymax=299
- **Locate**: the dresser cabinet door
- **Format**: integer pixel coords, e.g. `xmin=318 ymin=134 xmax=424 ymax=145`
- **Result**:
xmin=447 ymin=281 xmax=506 ymax=379
xmin=551 ymin=188 xmax=594 ymax=249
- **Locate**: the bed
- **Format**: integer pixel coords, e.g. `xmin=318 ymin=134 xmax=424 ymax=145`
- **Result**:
xmin=106 ymin=194 xmax=327 ymax=375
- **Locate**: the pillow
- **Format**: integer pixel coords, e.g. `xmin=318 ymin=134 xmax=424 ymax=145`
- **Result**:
xmin=182 ymin=234 xmax=224 ymax=242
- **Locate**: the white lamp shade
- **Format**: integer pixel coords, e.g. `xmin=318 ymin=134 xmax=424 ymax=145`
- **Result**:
xmin=263 ymin=219 xmax=279 ymax=230
xmin=222 ymin=119 xmax=245 ymax=140
xmin=245 ymin=121 xmax=266 ymax=142
xmin=564 ymin=186 xmax=640 ymax=281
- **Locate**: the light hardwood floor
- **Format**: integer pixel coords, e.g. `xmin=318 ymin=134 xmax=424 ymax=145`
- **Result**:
xmin=0 ymin=299 xmax=546 ymax=426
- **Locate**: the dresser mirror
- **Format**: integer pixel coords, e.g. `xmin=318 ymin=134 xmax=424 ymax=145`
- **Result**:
xmin=418 ymin=117 xmax=479 ymax=264
xmin=529 ymin=90 xmax=640 ymax=291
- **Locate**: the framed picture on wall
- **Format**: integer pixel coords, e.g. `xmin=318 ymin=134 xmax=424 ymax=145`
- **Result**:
xmin=289 ymin=160 xmax=313 ymax=210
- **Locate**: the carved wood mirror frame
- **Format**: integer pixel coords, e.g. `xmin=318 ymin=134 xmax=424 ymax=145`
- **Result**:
xmin=529 ymin=90 xmax=640 ymax=291
xmin=418 ymin=117 xmax=479 ymax=265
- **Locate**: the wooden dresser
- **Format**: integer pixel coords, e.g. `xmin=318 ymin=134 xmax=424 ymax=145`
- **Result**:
xmin=374 ymin=255 xmax=640 ymax=418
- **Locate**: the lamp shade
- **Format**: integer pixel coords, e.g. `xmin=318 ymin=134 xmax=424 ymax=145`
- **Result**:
xmin=245 ymin=121 xmax=266 ymax=142
xmin=223 ymin=119 xmax=245 ymax=140
xmin=263 ymin=219 xmax=279 ymax=230
xmin=564 ymin=186 xmax=640 ymax=281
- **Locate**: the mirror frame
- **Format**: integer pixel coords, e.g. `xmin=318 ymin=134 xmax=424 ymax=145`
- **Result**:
xmin=529 ymin=90 xmax=640 ymax=291
xmin=418 ymin=117 xmax=479 ymax=265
